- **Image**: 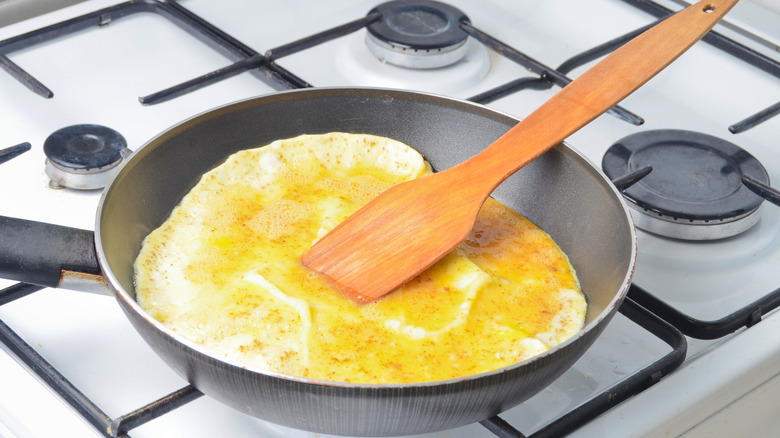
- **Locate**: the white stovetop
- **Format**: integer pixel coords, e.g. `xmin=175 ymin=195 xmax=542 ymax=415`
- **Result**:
xmin=0 ymin=0 xmax=779 ymax=437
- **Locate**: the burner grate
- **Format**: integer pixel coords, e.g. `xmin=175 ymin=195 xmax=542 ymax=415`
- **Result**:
xmin=0 ymin=282 xmax=685 ymax=437
xmin=0 ymin=0 xmax=307 ymax=103
xmin=629 ymin=284 xmax=780 ymax=340
xmin=0 ymin=283 xmax=204 ymax=438
xmin=480 ymin=295 xmax=686 ymax=438
xmin=4 ymin=0 xmax=776 ymax=130
xmin=1 ymin=0 xmax=777 ymax=132
xmin=619 ymin=0 xmax=780 ymax=132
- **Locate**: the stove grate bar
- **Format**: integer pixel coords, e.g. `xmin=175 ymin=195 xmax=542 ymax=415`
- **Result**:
xmin=0 ymin=315 xmax=119 ymax=437
xmin=729 ymin=101 xmax=780 ymax=134
xmin=0 ymin=52 xmax=52 ymax=98
xmin=0 ymin=1 xmax=162 ymax=99
xmin=265 ymin=12 xmax=381 ymax=60
xmin=468 ymin=77 xmax=551 ymax=105
xmin=0 ymin=282 xmax=43 ymax=306
xmin=0 ymin=0 xmax=305 ymax=104
xmin=742 ymin=175 xmax=780 ymax=207
xmin=139 ymin=54 xmax=267 ymax=105
xmin=108 ymin=385 xmax=203 ymax=437
xmin=140 ymin=57 xmax=313 ymax=105
xmin=610 ymin=165 xmax=654 ymax=191
xmin=628 ymin=284 xmax=780 ymax=339
xmin=155 ymin=0 xmax=309 ymax=93
xmin=0 ymin=142 xmax=32 ymax=167
xmin=621 ymin=0 xmax=780 ymax=77
xmin=0 ymin=280 xmax=686 ymax=438
xmin=141 ymin=11 xmax=383 ymax=105
xmin=480 ymin=415 xmax=527 ymax=438
xmin=554 ymin=22 xmax=653 ymax=76
xmin=0 ymin=282 xmax=208 ymax=438
xmin=460 ymin=21 xmax=643 ymax=125
xmin=620 ymin=0 xmax=780 ymax=132
xmin=480 ymin=292 xmax=687 ymax=438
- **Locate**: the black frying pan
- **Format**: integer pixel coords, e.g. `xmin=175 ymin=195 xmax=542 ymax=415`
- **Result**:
xmin=0 ymin=88 xmax=635 ymax=436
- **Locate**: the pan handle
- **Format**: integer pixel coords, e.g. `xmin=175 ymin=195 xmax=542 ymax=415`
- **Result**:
xmin=0 ymin=216 xmax=110 ymax=295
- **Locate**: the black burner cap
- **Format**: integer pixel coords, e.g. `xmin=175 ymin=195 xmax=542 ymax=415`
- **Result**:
xmin=602 ymin=130 xmax=770 ymax=221
xmin=44 ymin=124 xmax=127 ymax=170
xmin=367 ymin=0 xmax=469 ymax=50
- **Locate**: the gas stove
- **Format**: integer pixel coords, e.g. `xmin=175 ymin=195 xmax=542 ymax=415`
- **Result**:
xmin=0 ymin=0 xmax=779 ymax=437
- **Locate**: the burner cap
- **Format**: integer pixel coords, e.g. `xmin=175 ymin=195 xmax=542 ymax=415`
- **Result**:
xmin=44 ymin=124 xmax=130 ymax=190
xmin=602 ymin=129 xmax=770 ymax=240
xmin=366 ymin=0 xmax=470 ymax=69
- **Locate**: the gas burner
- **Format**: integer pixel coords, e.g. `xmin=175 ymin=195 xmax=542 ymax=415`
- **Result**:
xmin=44 ymin=124 xmax=130 ymax=190
xmin=602 ymin=130 xmax=770 ymax=240
xmin=365 ymin=0 xmax=470 ymax=69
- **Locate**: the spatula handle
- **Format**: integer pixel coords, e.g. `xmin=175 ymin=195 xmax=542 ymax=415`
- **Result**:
xmin=461 ymin=0 xmax=739 ymax=187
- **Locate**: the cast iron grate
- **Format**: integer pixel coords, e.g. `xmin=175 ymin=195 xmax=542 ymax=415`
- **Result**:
xmin=629 ymin=284 xmax=780 ymax=340
xmin=0 ymin=282 xmax=685 ymax=438
xmin=1 ymin=0 xmax=777 ymax=130
xmin=618 ymin=0 xmax=780 ymax=133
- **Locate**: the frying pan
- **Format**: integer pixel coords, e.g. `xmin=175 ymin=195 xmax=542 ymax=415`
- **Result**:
xmin=0 ymin=88 xmax=636 ymax=436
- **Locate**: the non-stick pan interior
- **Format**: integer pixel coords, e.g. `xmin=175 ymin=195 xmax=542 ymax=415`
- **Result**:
xmin=98 ymin=88 xmax=633 ymax=324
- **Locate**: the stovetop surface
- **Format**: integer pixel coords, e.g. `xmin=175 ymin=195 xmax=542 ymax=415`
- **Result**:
xmin=0 ymin=0 xmax=779 ymax=437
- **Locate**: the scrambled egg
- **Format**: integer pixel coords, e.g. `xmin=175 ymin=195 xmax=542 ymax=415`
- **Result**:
xmin=134 ymin=133 xmax=586 ymax=384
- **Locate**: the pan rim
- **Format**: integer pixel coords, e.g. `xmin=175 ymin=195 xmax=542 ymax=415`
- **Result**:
xmin=95 ymin=86 xmax=637 ymax=390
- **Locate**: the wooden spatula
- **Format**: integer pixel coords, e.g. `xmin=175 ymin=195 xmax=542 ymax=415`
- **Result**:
xmin=302 ymin=0 xmax=738 ymax=304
